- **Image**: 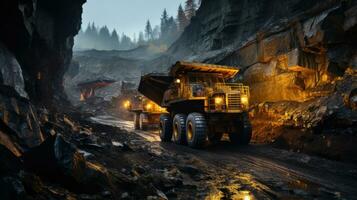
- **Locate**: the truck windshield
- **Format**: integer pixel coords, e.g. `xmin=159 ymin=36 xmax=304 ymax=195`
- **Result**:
xmin=188 ymin=73 xmax=224 ymax=86
xmin=188 ymin=73 xmax=225 ymax=97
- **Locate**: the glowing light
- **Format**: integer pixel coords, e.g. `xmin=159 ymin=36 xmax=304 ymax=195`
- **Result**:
xmin=145 ymin=103 xmax=153 ymax=110
xmin=243 ymin=195 xmax=251 ymax=200
xmin=123 ymin=100 xmax=131 ymax=109
xmin=241 ymin=95 xmax=249 ymax=106
xmin=321 ymin=73 xmax=329 ymax=82
xmin=175 ymin=79 xmax=181 ymax=84
xmin=241 ymin=191 xmax=251 ymax=200
xmin=215 ymin=96 xmax=224 ymax=105
xmin=80 ymin=93 xmax=85 ymax=101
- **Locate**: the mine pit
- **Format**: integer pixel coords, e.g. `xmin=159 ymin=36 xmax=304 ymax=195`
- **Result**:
xmin=0 ymin=0 xmax=356 ymax=199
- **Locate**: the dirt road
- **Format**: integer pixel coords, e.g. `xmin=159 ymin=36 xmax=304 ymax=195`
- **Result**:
xmin=90 ymin=115 xmax=357 ymax=200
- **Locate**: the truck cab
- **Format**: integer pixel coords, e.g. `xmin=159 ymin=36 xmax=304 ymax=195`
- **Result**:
xmin=163 ymin=72 xmax=250 ymax=113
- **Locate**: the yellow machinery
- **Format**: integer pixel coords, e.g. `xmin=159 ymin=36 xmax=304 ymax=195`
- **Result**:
xmin=139 ymin=61 xmax=252 ymax=148
xmin=123 ymin=95 xmax=167 ymax=130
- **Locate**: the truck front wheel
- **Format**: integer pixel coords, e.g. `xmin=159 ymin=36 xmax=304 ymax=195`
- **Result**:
xmin=134 ymin=113 xmax=140 ymax=130
xmin=159 ymin=114 xmax=172 ymax=142
xmin=186 ymin=113 xmax=208 ymax=148
xmin=173 ymin=114 xmax=187 ymax=145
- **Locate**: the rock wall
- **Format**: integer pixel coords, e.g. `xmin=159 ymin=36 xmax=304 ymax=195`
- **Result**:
xmin=0 ymin=0 xmax=86 ymax=107
xmin=0 ymin=0 xmax=86 ymax=155
xmin=169 ymin=0 xmax=357 ymax=103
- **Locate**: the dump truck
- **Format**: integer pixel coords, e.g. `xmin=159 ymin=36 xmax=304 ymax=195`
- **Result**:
xmin=139 ymin=61 xmax=252 ymax=148
xmin=123 ymin=95 xmax=167 ymax=130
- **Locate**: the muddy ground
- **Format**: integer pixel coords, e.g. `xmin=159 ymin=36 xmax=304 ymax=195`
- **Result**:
xmin=74 ymin=115 xmax=357 ymax=200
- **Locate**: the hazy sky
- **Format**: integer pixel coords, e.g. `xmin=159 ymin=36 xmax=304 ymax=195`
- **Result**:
xmin=82 ymin=0 xmax=186 ymax=38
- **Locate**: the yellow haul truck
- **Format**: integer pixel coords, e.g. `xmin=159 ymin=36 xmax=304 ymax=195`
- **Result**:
xmin=123 ymin=95 xmax=166 ymax=130
xmin=139 ymin=61 xmax=252 ymax=148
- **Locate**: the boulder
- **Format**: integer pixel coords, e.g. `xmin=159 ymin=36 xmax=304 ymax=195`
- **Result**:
xmin=0 ymin=42 xmax=28 ymax=98
xmin=0 ymin=86 xmax=44 ymax=153
xmin=24 ymin=134 xmax=112 ymax=194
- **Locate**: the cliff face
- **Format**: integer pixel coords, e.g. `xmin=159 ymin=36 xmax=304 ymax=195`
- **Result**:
xmin=0 ymin=0 xmax=85 ymax=154
xmin=169 ymin=0 xmax=356 ymax=103
xmin=0 ymin=0 xmax=86 ymax=106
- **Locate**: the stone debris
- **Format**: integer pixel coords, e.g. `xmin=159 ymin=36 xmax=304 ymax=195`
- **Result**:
xmin=112 ymin=141 xmax=124 ymax=147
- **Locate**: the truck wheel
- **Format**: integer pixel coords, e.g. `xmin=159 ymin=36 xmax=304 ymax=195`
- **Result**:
xmin=173 ymin=114 xmax=187 ymax=145
xmin=159 ymin=114 xmax=172 ymax=142
xmin=229 ymin=118 xmax=252 ymax=145
xmin=186 ymin=113 xmax=208 ymax=148
xmin=133 ymin=113 xmax=140 ymax=130
xmin=139 ymin=113 xmax=148 ymax=130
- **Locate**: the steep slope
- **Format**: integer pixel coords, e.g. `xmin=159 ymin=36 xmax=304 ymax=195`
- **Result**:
xmin=170 ymin=0 xmax=356 ymax=99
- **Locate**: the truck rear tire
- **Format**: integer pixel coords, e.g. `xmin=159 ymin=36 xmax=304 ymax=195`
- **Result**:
xmin=186 ymin=113 xmax=208 ymax=148
xmin=229 ymin=117 xmax=252 ymax=145
xmin=173 ymin=114 xmax=187 ymax=145
xmin=159 ymin=114 xmax=172 ymax=142
xmin=134 ymin=113 xmax=140 ymax=130
xmin=139 ymin=113 xmax=148 ymax=130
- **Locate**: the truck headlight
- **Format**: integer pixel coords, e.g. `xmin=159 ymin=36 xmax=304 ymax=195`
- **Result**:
xmin=214 ymin=96 xmax=224 ymax=105
xmin=241 ymin=95 xmax=249 ymax=106
xmin=123 ymin=100 xmax=131 ymax=109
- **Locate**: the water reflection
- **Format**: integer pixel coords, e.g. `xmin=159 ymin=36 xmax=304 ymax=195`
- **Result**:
xmin=205 ymin=188 xmax=254 ymax=200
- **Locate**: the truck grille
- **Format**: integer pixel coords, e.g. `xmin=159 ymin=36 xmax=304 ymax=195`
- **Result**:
xmin=227 ymin=93 xmax=241 ymax=110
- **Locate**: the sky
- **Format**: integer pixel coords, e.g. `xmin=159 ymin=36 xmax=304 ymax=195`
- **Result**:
xmin=81 ymin=0 xmax=187 ymax=38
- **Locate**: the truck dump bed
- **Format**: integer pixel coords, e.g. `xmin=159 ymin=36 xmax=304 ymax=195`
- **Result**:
xmin=138 ymin=73 xmax=173 ymax=106
xmin=170 ymin=61 xmax=239 ymax=78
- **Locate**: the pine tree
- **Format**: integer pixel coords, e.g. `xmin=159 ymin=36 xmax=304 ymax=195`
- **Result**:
xmin=177 ymin=4 xmax=188 ymax=32
xmin=138 ymin=31 xmax=145 ymax=45
xmin=152 ymin=25 xmax=160 ymax=40
xmin=160 ymin=9 xmax=169 ymax=39
xmin=111 ymin=30 xmax=120 ymax=50
xmin=98 ymin=26 xmax=111 ymax=50
xmin=121 ymin=33 xmax=133 ymax=50
xmin=145 ymin=20 xmax=153 ymax=41
xmin=167 ymin=17 xmax=178 ymax=43
xmin=185 ymin=0 xmax=197 ymax=20
xmin=85 ymin=22 xmax=97 ymax=38
xmin=83 ymin=22 xmax=99 ymax=49
xmin=133 ymin=33 xmax=137 ymax=44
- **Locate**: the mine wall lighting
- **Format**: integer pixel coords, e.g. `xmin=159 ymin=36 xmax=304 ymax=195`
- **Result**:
xmin=175 ymin=78 xmax=181 ymax=84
